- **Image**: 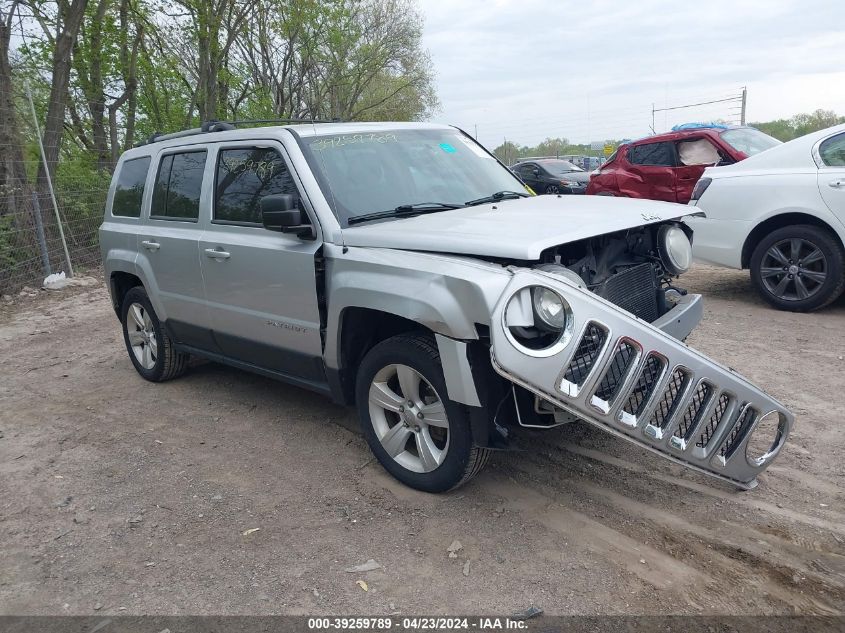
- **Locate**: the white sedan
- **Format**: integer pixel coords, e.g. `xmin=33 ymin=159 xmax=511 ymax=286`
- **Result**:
xmin=687 ymin=123 xmax=845 ymax=311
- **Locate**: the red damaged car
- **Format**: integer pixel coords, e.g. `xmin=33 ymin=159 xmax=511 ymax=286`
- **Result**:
xmin=586 ymin=125 xmax=780 ymax=203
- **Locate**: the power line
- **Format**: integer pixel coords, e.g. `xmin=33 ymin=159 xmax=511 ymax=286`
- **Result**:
xmin=653 ymin=95 xmax=741 ymax=114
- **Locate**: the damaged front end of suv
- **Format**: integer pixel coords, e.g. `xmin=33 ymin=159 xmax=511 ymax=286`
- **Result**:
xmin=475 ymin=221 xmax=792 ymax=491
xmin=489 ymin=264 xmax=792 ymax=490
xmin=333 ymin=204 xmax=793 ymax=491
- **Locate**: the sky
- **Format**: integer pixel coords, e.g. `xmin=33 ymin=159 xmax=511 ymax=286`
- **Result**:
xmin=417 ymin=0 xmax=845 ymax=150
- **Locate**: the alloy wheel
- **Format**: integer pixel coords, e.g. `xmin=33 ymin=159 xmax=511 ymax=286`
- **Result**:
xmin=368 ymin=363 xmax=449 ymax=473
xmin=759 ymin=238 xmax=828 ymax=301
xmin=545 ymin=185 xmax=560 ymax=194
xmin=126 ymin=302 xmax=158 ymax=369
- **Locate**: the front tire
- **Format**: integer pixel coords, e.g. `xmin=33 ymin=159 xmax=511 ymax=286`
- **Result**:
xmin=545 ymin=184 xmax=560 ymax=194
xmin=750 ymin=224 xmax=845 ymax=312
xmin=355 ymin=334 xmax=490 ymax=493
xmin=121 ymin=287 xmax=189 ymax=381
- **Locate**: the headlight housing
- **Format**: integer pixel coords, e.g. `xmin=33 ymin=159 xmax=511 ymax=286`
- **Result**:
xmin=658 ymin=224 xmax=692 ymax=275
xmin=504 ymin=285 xmax=574 ymax=355
xmin=532 ymin=286 xmax=567 ymax=330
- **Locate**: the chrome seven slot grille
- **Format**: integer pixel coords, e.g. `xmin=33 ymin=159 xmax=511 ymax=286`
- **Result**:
xmin=558 ymin=320 xmax=761 ymax=461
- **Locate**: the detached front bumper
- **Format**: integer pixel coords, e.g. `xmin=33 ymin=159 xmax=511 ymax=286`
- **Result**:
xmin=489 ymin=270 xmax=793 ymax=489
xmin=654 ymin=292 xmax=702 ymax=341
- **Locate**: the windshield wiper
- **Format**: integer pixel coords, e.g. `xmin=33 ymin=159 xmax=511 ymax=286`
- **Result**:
xmin=348 ymin=202 xmax=464 ymax=225
xmin=464 ymin=190 xmax=529 ymax=207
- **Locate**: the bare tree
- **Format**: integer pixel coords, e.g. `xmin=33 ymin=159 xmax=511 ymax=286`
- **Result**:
xmin=0 ymin=1 xmax=30 ymax=212
xmin=69 ymin=0 xmax=143 ymax=170
xmin=24 ymin=0 xmax=90 ymax=185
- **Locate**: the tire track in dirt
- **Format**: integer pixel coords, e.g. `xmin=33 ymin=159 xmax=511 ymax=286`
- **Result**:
xmin=493 ymin=435 xmax=845 ymax=614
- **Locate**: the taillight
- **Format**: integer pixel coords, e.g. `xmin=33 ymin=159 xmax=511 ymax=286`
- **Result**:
xmin=691 ymin=177 xmax=712 ymax=201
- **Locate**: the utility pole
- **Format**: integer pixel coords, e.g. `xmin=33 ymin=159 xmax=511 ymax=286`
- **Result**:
xmin=651 ymin=103 xmax=656 ymax=134
xmin=26 ymin=82 xmax=74 ymax=278
xmin=740 ymin=86 xmax=747 ymax=125
xmin=474 ymin=123 xmax=478 ymax=139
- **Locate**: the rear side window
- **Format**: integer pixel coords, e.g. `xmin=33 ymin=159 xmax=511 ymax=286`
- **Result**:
xmin=628 ymin=142 xmax=676 ymax=167
xmin=112 ymin=157 xmax=150 ymax=217
xmin=214 ymin=147 xmax=297 ymax=224
xmin=151 ymin=151 xmax=207 ymax=221
xmin=819 ymin=133 xmax=845 ymax=167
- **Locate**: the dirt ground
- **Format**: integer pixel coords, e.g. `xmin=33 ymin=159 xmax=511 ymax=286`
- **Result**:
xmin=1 ymin=264 xmax=844 ymax=616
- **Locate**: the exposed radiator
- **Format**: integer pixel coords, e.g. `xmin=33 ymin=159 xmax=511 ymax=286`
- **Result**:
xmin=594 ymin=263 xmax=659 ymax=322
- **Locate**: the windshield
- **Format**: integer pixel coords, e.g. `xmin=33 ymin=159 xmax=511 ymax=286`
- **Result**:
xmin=299 ymin=128 xmax=525 ymax=226
xmin=537 ymin=160 xmax=584 ymax=174
xmin=720 ymin=127 xmax=781 ymax=156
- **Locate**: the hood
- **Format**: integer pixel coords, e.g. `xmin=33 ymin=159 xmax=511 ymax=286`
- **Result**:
xmin=341 ymin=195 xmax=689 ymax=260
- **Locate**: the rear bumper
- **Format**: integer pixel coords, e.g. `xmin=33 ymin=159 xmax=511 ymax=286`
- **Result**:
xmin=489 ymin=270 xmax=793 ymax=489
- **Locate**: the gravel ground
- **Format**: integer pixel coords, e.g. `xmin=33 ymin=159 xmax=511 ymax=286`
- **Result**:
xmin=1 ymin=264 xmax=843 ymax=616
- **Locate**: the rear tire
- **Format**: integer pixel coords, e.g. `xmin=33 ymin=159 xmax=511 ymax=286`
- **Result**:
xmin=750 ymin=224 xmax=845 ymax=312
xmin=121 ymin=287 xmax=189 ymax=381
xmin=355 ymin=334 xmax=490 ymax=493
xmin=545 ymin=185 xmax=560 ymax=194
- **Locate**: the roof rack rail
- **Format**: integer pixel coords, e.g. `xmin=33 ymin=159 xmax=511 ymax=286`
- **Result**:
xmin=138 ymin=117 xmax=342 ymax=146
xmin=229 ymin=118 xmax=342 ymax=126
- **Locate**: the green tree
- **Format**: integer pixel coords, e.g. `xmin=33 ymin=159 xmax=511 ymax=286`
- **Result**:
xmin=492 ymin=140 xmax=520 ymax=165
xmin=751 ymin=109 xmax=844 ymax=141
xmin=534 ymin=137 xmax=569 ymax=158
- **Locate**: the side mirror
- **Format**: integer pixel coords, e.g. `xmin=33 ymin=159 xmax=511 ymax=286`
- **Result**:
xmin=260 ymin=194 xmax=314 ymax=239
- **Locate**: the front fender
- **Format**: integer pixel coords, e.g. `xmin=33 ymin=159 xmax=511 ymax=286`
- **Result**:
xmin=323 ymin=244 xmax=511 ymax=371
xmin=489 ymin=269 xmax=794 ymax=489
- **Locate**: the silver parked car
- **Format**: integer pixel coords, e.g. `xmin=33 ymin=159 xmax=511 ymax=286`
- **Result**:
xmin=100 ymin=121 xmax=793 ymax=492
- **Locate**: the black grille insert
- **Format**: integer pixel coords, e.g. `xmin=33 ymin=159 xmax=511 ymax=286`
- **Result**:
xmin=721 ymin=405 xmax=757 ymax=457
xmin=594 ymin=341 xmax=638 ymax=402
xmin=696 ymin=394 xmax=730 ymax=448
xmin=563 ymin=323 xmax=608 ymax=386
xmin=648 ymin=368 xmax=689 ymax=429
xmin=621 ymin=354 xmax=665 ymax=417
xmin=674 ymin=382 xmax=713 ymax=441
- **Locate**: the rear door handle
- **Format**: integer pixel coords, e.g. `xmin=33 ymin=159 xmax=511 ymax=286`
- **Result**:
xmin=141 ymin=240 xmax=160 ymax=251
xmin=204 ymin=248 xmax=231 ymax=260
xmin=830 ymin=179 xmax=844 ymax=189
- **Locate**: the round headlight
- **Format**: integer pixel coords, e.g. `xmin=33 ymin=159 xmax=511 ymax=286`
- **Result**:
xmin=532 ymin=286 xmax=568 ymax=330
xmin=659 ymin=224 xmax=692 ymax=275
xmin=504 ymin=285 xmax=574 ymax=356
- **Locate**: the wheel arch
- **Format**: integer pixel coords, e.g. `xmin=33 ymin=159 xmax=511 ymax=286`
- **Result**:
xmin=331 ymin=307 xmax=439 ymax=405
xmin=109 ymin=271 xmax=144 ymax=317
xmin=741 ymin=212 xmax=845 ymax=269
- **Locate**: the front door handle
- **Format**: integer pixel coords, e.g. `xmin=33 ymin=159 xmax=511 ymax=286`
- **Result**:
xmin=141 ymin=240 xmax=160 ymax=251
xmin=830 ymin=179 xmax=844 ymax=189
xmin=204 ymin=248 xmax=231 ymax=260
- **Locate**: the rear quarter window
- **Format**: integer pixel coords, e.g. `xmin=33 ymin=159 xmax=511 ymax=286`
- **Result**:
xmin=819 ymin=133 xmax=845 ymax=167
xmin=111 ymin=156 xmax=151 ymax=217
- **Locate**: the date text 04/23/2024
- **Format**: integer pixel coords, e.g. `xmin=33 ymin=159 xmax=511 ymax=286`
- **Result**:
xmin=307 ymin=617 xmax=530 ymax=630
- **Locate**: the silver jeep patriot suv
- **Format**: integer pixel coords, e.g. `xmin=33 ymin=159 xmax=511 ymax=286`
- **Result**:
xmin=100 ymin=121 xmax=793 ymax=492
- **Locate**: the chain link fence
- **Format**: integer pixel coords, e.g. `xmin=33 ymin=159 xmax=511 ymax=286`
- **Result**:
xmin=0 ymin=171 xmax=108 ymax=295
xmin=1 ymin=81 xmax=111 ymax=295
